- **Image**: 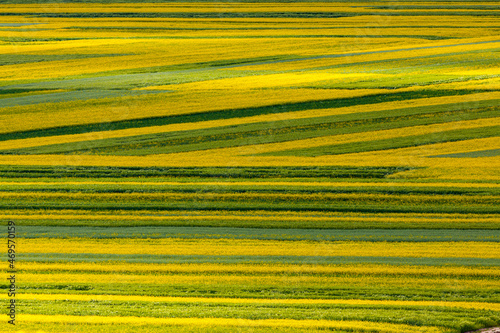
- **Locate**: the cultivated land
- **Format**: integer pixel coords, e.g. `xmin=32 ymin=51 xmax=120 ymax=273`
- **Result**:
xmin=0 ymin=1 xmax=499 ymax=332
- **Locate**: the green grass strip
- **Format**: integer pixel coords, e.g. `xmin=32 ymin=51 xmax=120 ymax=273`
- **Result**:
xmin=430 ymin=149 xmax=500 ymax=158
xmin=14 ymin=226 xmax=500 ymax=242
xmin=0 ymin=165 xmax=409 ymax=179
xmin=0 ymin=54 xmax=131 ymax=67
xmin=0 ymin=89 xmax=171 ymax=108
xmin=1 ymin=193 xmax=497 ymax=214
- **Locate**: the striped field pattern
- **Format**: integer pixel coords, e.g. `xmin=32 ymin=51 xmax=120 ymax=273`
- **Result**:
xmin=0 ymin=1 xmax=499 ymax=332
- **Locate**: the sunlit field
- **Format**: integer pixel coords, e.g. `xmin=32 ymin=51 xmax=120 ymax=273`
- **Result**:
xmin=0 ymin=1 xmax=499 ymax=332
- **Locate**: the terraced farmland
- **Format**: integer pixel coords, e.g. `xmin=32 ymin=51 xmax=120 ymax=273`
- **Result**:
xmin=0 ymin=1 xmax=499 ymax=332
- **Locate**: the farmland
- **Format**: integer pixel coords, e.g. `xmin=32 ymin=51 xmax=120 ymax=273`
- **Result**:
xmin=0 ymin=1 xmax=499 ymax=333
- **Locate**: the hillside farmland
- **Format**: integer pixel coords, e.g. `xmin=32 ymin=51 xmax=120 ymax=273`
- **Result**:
xmin=0 ymin=1 xmax=499 ymax=332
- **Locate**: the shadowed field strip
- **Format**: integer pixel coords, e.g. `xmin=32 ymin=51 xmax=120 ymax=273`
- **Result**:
xmin=5 ymin=294 xmax=500 ymax=312
xmin=14 ymin=314 xmax=444 ymax=333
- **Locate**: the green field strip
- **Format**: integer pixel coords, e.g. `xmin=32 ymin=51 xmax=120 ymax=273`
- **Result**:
xmin=2 ymin=66 xmax=265 ymax=91
xmin=16 ymin=253 xmax=500 ymax=267
xmin=301 ymin=74 xmax=500 ymax=90
xmin=2 ymin=202 xmax=496 ymax=215
xmin=345 ymin=51 xmax=500 ymax=73
xmin=6 ymin=100 xmax=497 ymax=155
xmin=430 ymin=149 xmax=500 ymax=158
xmin=0 ymin=53 xmax=131 ymax=66
xmin=0 ymin=175 xmax=496 ymax=183
xmin=17 ymin=299 xmax=499 ymax=330
xmin=257 ymin=125 xmax=500 ymax=157
xmin=14 ymin=226 xmax=500 ymax=242
xmin=10 ymin=218 xmax=500 ymax=230
xmin=296 ymin=48 xmax=500 ymax=74
xmin=0 ymin=89 xmax=485 ymax=140
xmin=14 ymin=54 xmax=293 ymax=83
xmin=0 ymin=89 xmax=172 ymax=108
xmin=0 ymin=67 xmax=262 ymax=91
xmin=15 ymin=282 xmax=500 ymax=305
xmin=1 ymin=194 xmax=497 ymax=214
xmin=1 ymin=183 xmax=498 ymax=195
xmin=0 ymin=165 xmax=409 ymax=179
xmin=0 ymin=88 xmax=54 ymax=96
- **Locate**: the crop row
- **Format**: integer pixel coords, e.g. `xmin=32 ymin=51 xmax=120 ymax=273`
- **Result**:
xmin=1 ymin=191 xmax=497 ymax=215
xmin=13 ymin=299 xmax=500 ymax=329
xmin=5 ymin=208 xmax=498 ymax=229
xmin=14 ymin=226 xmax=500 ymax=242
xmin=18 ymin=238 xmax=500 ymax=258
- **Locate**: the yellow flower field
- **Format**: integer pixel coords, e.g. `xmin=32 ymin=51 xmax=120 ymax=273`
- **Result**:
xmin=1 ymin=2 xmax=499 ymax=332
xmin=18 ymin=238 xmax=500 ymax=258
xmin=15 ymin=315 xmax=445 ymax=333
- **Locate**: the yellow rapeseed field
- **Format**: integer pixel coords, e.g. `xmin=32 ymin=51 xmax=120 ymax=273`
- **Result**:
xmin=16 ymin=314 xmax=445 ymax=332
xmin=19 ymin=238 xmax=500 ymax=258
